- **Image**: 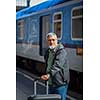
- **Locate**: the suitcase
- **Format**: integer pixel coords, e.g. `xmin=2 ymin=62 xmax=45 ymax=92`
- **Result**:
xmin=27 ymin=78 xmax=61 ymax=100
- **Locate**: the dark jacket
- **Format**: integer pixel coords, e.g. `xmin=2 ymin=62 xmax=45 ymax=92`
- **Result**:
xmin=44 ymin=43 xmax=70 ymax=87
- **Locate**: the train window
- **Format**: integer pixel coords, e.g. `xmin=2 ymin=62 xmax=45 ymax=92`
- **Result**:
xmin=53 ymin=12 xmax=62 ymax=39
xmin=18 ymin=20 xmax=24 ymax=40
xmin=71 ymin=7 xmax=83 ymax=40
xmin=54 ymin=14 xmax=61 ymax=20
xmin=73 ymin=8 xmax=83 ymax=16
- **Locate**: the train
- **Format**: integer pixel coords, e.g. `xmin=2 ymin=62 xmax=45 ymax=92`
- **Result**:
xmin=16 ymin=0 xmax=83 ymax=95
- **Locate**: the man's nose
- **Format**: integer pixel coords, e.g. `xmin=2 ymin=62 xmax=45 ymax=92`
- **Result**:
xmin=50 ymin=40 xmax=54 ymax=44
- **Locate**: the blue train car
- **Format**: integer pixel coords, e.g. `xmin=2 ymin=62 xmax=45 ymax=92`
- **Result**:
xmin=16 ymin=0 xmax=83 ymax=95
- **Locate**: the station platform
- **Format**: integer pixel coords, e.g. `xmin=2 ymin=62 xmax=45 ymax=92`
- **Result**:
xmin=16 ymin=68 xmax=47 ymax=100
xmin=16 ymin=68 xmax=82 ymax=100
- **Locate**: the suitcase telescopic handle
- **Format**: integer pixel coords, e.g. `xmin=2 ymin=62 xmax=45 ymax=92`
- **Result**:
xmin=33 ymin=77 xmax=49 ymax=95
xmin=46 ymin=81 xmax=48 ymax=94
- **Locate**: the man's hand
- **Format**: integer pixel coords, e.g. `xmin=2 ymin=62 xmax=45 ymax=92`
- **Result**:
xmin=40 ymin=74 xmax=50 ymax=80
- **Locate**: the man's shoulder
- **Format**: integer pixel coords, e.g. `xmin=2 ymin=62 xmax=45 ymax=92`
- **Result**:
xmin=56 ymin=43 xmax=65 ymax=51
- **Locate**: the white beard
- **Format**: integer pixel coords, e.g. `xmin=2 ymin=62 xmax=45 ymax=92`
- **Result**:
xmin=49 ymin=46 xmax=54 ymax=49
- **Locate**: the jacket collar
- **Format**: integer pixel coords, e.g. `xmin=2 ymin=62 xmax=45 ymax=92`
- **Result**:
xmin=52 ymin=43 xmax=64 ymax=53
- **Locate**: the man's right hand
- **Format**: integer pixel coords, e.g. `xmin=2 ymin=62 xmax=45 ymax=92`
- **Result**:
xmin=40 ymin=74 xmax=50 ymax=80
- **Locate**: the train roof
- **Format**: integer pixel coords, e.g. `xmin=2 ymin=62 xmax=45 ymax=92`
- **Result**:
xmin=16 ymin=0 xmax=71 ymax=20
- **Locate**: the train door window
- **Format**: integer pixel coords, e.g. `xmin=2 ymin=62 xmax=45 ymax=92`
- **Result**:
xmin=71 ymin=7 xmax=83 ymax=40
xmin=53 ymin=12 xmax=62 ymax=39
xmin=18 ymin=20 xmax=24 ymax=40
xmin=40 ymin=15 xmax=50 ymax=55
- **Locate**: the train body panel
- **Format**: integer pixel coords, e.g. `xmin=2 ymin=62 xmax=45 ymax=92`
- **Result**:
xmin=16 ymin=44 xmax=44 ymax=62
xmin=16 ymin=0 xmax=83 ymax=72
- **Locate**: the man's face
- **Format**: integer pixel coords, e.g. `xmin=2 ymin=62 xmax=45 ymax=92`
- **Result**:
xmin=47 ymin=35 xmax=57 ymax=49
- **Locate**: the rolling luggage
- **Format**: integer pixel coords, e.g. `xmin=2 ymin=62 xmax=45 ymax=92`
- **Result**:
xmin=27 ymin=78 xmax=61 ymax=100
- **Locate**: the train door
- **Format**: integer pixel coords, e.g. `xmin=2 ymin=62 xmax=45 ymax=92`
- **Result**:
xmin=40 ymin=15 xmax=50 ymax=55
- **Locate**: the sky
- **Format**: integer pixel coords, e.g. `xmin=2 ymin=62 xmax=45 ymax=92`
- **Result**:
xmin=16 ymin=0 xmax=47 ymax=6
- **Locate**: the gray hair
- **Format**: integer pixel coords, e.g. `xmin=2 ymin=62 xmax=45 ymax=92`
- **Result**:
xmin=46 ymin=32 xmax=57 ymax=39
